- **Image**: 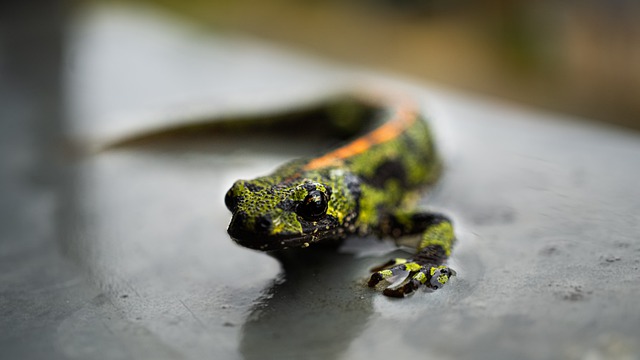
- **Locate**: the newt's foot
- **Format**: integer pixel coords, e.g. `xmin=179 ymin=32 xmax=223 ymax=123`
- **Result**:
xmin=368 ymin=259 xmax=456 ymax=298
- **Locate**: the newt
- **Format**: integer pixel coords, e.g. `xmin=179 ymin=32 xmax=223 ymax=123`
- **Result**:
xmin=225 ymin=92 xmax=457 ymax=297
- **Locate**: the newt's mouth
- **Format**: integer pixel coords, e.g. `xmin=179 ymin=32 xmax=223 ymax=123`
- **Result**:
xmin=227 ymin=213 xmax=343 ymax=251
xmin=227 ymin=225 xmax=315 ymax=251
xmin=227 ymin=212 xmax=344 ymax=251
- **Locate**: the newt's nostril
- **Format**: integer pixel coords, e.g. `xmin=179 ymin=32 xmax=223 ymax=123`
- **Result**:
xmin=229 ymin=211 xmax=247 ymax=229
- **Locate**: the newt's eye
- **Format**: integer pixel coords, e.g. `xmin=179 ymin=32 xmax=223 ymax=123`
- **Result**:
xmin=297 ymin=190 xmax=328 ymax=221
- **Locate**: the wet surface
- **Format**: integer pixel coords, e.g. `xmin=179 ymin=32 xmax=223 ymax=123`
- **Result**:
xmin=1 ymin=3 xmax=640 ymax=360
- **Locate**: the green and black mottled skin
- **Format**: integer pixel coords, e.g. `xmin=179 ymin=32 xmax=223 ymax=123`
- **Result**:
xmin=225 ymin=94 xmax=457 ymax=297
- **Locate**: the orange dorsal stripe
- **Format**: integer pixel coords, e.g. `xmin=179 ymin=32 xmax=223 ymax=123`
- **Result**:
xmin=303 ymin=101 xmax=417 ymax=171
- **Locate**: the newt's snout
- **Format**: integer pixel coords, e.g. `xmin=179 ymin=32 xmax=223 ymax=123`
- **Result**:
xmin=227 ymin=212 xmax=264 ymax=249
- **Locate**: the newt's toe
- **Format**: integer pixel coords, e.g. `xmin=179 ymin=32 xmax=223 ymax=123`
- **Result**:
xmin=368 ymin=260 xmax=456 ymax=297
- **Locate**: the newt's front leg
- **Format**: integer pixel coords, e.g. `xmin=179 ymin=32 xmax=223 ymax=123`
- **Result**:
xmin=368 ymin=212 xmax=457 ymax=297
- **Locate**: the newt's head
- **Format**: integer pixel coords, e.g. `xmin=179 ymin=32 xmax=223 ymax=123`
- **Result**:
xmin=225 ymin=170 xmax=359 ymax=250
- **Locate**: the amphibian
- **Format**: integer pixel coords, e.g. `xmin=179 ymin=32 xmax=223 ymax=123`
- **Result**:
xmin=225 ymin=92 xmax=456 ymax=297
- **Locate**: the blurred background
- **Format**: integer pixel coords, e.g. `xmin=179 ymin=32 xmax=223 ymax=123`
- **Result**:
xmin=138 ymin=0 xmax=640 ymax=129
xmin=3 ymin=0 xmax=640 ymax=131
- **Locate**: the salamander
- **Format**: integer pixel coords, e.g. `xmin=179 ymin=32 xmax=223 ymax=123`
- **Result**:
xmin=225 ymin=92 xmax=457 ymax=297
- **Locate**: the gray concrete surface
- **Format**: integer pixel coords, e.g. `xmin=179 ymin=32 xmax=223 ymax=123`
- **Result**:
xmin=1 ymin=3 xmax=639 ymax=360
